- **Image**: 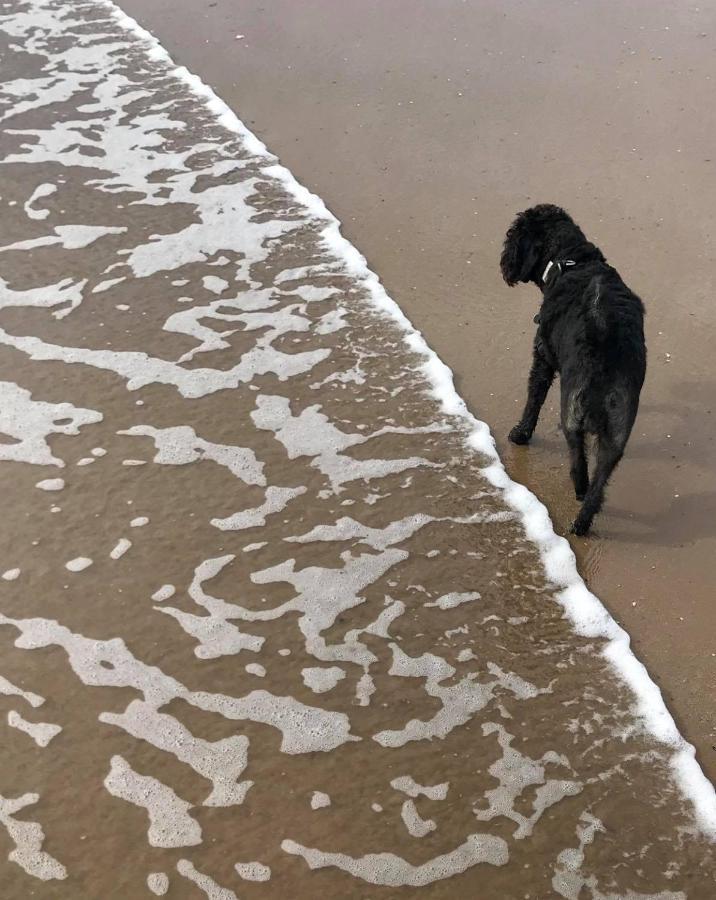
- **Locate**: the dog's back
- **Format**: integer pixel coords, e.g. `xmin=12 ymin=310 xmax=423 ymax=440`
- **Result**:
xmin=546 ymin=263 xmax=646 ymax=442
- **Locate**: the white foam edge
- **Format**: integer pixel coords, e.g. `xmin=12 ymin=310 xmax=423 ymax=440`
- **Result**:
xmin=106 ymin=0 xmax=716 ymax=837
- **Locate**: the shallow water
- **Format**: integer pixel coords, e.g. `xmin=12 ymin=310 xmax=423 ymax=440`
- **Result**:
xmin=0 ymin=2 xmax=713 ymax=896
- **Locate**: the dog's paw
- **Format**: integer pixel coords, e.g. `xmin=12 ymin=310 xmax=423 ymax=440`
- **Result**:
xmin=570 ymin=517 xmax=590 ymax=536
xmin=508 ymin=425 xmax=531 ymax=445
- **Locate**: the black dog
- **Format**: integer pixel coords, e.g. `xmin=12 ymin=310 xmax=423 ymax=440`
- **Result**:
xmin=500 ymin=204 xmax=646 ymax=535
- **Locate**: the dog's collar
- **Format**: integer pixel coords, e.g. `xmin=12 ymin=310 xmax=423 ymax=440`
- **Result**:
xmin=542 ymin=258 xmax=577 ymax=285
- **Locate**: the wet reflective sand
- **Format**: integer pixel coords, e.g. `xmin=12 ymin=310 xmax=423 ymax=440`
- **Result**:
xmin=0 ymin=2 xmax=714 ymax=897
xmin=115 ymin=0 xmax=716 ymax=784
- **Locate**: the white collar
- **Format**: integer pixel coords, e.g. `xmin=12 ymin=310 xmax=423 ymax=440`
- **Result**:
xmin=542 ymin=258 xmax=576 ymax=285
xmin=541 ymin=260 xmax=555 ymax=284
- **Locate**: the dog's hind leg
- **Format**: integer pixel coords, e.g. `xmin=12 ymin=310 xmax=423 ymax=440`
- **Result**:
xmin=570 ymin=434 xmax=624 ymax=535
xmin=561 ymin=389 xmax=588 ymax=500
xmin=508 ymin=341 xmax=555 ymax=444
xmin=565 ymin=430 xmax=588 ymax=500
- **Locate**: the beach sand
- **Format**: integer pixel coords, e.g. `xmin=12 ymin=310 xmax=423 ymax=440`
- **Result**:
xmin=0 ymin=1 xmax=715 ymax=896
xmin=118 ymin=0 xmax=716 ymax=783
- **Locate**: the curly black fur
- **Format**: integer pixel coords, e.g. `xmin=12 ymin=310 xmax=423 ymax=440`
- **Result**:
xmin=500 ymin=204 xmax=646 ymax=535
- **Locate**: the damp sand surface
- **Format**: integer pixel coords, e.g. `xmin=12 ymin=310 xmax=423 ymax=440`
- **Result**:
xmin=117 ymin=0 xmax=716 ymax=786
xmin=0 ymin=2 xmax=714 ymax=898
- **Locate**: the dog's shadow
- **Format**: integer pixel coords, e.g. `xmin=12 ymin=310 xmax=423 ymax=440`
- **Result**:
xmin=525 ymin=404 xmax=709 ymax=469
xmin=508 ymin=432 xmax=716 ymax=548
xmin=628 ymin=397 xmax=715 ymax=469
xmin=501 ymin=374 xmax=716 ymax=547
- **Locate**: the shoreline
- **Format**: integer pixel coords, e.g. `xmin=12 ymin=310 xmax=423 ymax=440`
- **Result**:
xmin=110 ymin=0 xmax=715 ymax=830
xmin=116 ymin=0 xmax=716 ymax=785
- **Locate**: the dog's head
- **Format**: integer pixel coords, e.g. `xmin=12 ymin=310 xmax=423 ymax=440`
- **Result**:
xmin=500 ymin=204 xmax=582 ymax=286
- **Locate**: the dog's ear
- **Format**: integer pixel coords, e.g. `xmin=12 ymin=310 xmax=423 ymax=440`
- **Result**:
xmin=500 ymin=216 xmax=541 ymax=286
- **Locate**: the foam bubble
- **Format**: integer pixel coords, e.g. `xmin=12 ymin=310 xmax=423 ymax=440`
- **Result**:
xmin=156 ymin=604 xmax=264 ymax=660
xmin=147 ymin=872 xmax=169 ymax=896
xmin=287 ymin=514 xmax=432 ymax=551
xmin=0 ymin=326 xmax=329 ymax=399
xmin=65 ymin=557 xmax=92 ymax=573
xmin=202 ymin=276 xmax=228 ymax=295
xmin=35 ymin=478 xmax=64 ymax=491
xmin=176 ymin=859 xmax=237 ymax=899
xmin=0 ymin=275 xmax=86 ymax=319
xmin=93 ymin=278 xmax=125 ymax=293
xmin=0 ymin=793 xmax=67 ymax=881
xmin=301 ymin=667 xmax=346 ymax=694
xmin=251 ymin=395 xmax=438 ymax=493
xmin=425 ymin=591 xmax=482 ymax=610
xmin=234 ymin=861 xmax=270 ymax=882
xmin=0 ymin=381 xmax=101 ymax=467
xmin=474 ymin=724 xmax=581 ymax=839
xmin=1 ymin=224 xmax=126 ymax=253
xmin=390 ymin=776 xmax=449 ymax=801
xmin=400 ymin=800 xmax=436 ymax=838
xmin=0 ymin=675 xmax=44 ymax=708
xmin=281 ymin=833 xmax=508 ymax=885
xmin=110 ymin=539 xmax=131 ymax=560
xmin=104 ymin=755 xmax=201 ymax=848
xmin=211 ymin=485 xmax=306 ymax=531
xmin=7 ymin=711 xmax=61 ymax=747
xmin=374 ymin=646 xmax=541 ymax=747
xmin=24 ymin=183 xmax=56 ymax=220
xmin=310 ymin=791 xmax=331 ymax=810
xmin=120 ymin=424 xmax=265 ymax=486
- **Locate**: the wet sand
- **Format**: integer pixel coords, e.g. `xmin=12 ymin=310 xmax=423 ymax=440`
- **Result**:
xmin=116 ymin=0 xmax=716 ymax=783
xmin=1 ymin=1 xmax=715 ymax=897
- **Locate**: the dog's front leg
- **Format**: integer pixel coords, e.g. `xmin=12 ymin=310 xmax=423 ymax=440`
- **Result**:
xmin=508 ymin=341 xmax=555 ymax=444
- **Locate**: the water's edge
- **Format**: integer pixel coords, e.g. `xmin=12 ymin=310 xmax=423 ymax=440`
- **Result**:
xmin=107 ymin=0 xmax=716 ymax=837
